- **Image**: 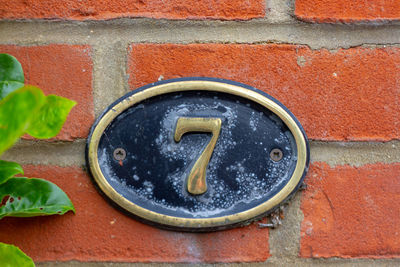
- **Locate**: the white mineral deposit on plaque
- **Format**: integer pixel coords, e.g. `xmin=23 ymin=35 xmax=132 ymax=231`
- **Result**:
xmin=131 ymin=180 xmax=155 ymax=199
xmin=249 ymin=111 xmax=262 ymax=132
xmin=100 ymin=98 xmax=297 ymax=218
xmin=156 ymin=102 xmax=237 ymax=165
xmin=150 ymin=100 xmax=290 ymax=215
xmin=99 ymin=147 xmax=118 ymax=183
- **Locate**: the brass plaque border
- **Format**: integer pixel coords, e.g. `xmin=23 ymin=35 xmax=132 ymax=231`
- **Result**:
xmin=87 ymin=79 xmax=308 ymax=230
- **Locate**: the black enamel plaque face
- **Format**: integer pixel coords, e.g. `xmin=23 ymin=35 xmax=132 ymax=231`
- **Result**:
xmin=86 ymin=77 xmax=309 ymax=231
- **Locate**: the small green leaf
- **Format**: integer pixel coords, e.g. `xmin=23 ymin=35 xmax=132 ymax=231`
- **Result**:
xmin=0 ymin=54 xmax=24 ymax=83
xmin=0 ymin=242 xmax=34 ymax=267
xmin=0 ymin=160 xmax=23 ymax=185
xmin=0 ymin=86 xmax=46 ymax=155
xmin=0 ymin=54 xmax=25 ymax=100
xmin=26 ymin=95 xmax=76 ymax=139
xmin=0 ymin=177 xmax=75 ymax=219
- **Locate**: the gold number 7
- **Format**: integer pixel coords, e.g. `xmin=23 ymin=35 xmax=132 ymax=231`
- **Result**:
xmin=174 ymin=117 xmax=222 ymax=195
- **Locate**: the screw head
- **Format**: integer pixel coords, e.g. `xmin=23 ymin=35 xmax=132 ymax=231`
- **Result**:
xmin=113 ymin=148 xmax=126 ymax=161
xmin=270 ymin=148 xmax=283 ymax=162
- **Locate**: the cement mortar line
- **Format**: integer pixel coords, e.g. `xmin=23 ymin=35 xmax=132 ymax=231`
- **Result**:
xmin=310 ymin=141 xmax=400 ymax=167
xmin=268 ymin=192 xmax=303 ymax=261
xmin=36 ymin=258 xmax=400 ymax=266
xmin=1 ymin=20 xmax=400 ymax=49
xmin=1 ymin=139 xmax=87 ymax=167
xmin=265 ymin=0 xmax=296 ymax=24
xmin=2 ymin=140 xmax=400 ymax=167
xmin=92 ymin=42 xmax=130 ymax=116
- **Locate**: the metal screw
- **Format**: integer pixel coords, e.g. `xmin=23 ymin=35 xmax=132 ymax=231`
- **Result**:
xmin=270 ymin=148 xmax=283 ymax=162
xmin=113 ymin=148 xmax=126 ymax=161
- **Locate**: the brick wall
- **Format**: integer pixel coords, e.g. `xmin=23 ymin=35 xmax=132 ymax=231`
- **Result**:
xmin=1 ymin=0 xmax=400 ymax=266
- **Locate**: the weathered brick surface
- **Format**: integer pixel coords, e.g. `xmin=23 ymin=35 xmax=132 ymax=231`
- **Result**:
xmin=128 ymin=43 xmax=400 ymax=141
xmin=301 ymin=163 xmax=400 ymax=258
xmin=0 ymin=0 xmax=265 ymax=20
xmin=0 ymin=165 xmax=270 ymax=262
xmin=295 ymin=0 xmax=400 ymax=23
xmin=0 ymin=45 xmax=94 ymax=140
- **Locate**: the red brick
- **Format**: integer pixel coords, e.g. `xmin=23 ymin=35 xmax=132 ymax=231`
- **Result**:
xmin=0 ymin=0 xmax=265 ymax=21
xmin=0 ymin=45 xmax=94 ymax=140
xmin=300 ymin=163 xmax=400 ymax=258
xmin=295 ymin=0 xmax=400 ymax=23
xmin=0 ymin=165 xmax=270 ymax=262
xmin=128 ymin=44 xmax=400 ymax=141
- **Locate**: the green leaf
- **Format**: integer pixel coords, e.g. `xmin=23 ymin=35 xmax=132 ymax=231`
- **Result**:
xmin=0 ymin=86 xmax=46 ymax=155
xmin=0 ymin=242 xmax=35 ymax=267
xmin=0 ymin=81 xmax=25 ymax=100
xmin=0 ymin=160 xmax=23 ymax=185
xmin=0 ymin=54 xmax=25 ymax=100
xmin=0 ymin=54 xmax=24 ymax=83
xmin=0 ymin=177 xmax=75 ymax=219
xmin=26 ymin=95 xmax=76 ymax=139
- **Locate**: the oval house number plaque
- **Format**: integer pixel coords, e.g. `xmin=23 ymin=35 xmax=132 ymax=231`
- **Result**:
xmin=86 ymin=77 xmax=309 ymax=231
